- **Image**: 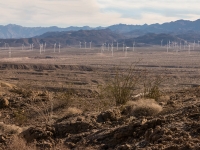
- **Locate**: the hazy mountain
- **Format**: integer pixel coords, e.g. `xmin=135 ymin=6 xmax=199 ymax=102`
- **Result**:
xmin=119 ymin=33 xmax=184 ymax=47
xmin=0 ymin=24 xmax=105 ymax=39
xmin=0 ymin=29 xmax=123 ymax=48
xmin=1 ymin=19 xmax=200 ymax=39
xmin=110 ymin=19 xmax=200 ymax=37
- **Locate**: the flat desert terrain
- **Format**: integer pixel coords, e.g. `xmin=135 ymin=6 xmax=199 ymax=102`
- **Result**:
xmin=0 ymin=46 xmax=200 ymax=149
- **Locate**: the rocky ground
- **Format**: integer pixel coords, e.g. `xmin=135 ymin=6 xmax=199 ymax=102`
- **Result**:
xmin=0 ymin=79 xmax=200 ymax=150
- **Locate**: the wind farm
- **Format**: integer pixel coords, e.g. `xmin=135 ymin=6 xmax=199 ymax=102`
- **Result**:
xmin=1 ymin=19 xmax=200 ymax=149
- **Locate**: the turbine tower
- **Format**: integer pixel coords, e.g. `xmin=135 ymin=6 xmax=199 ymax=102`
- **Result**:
xmin=89 ymin=41 xmax=92 ymax=49
xmin=193 ymin=41 xmax=195 ymax=50
xmin=161 ymin=39 xmax=163 ymax=47
xmin=54 ymin=43 xmax=56 ymax=53
xmin=125 ymin=46 xmax=129 ymax=57
xmin=111 ymin=43 xmax=113 ymax=57
xmin=32 ymin=43 xmax=34 ymax=50
xmin=22 ymin=44 xmax=24 ymax=50
xmin=79 ymin=41 xmax=81 ymax=49
xmin=9 ymin=47 xmax=11 ymax=58
xmin=189 ymin=44 xmax=191 ymax=55
xmin=85 ymin=42 xmax=86 ymax=49
xmin=133 ymin=42 xmax=135 ymax=51
xmin=44 ymin=42 xmax=46 ymax=52
xmin=123 ymin=43 xmax=125 ymax=51
xmin=59 ymin=43 xmax=61 ymax=53
xmin=167 ymin=43 xmax=169 ymax=53
xmin=117 ymin=42 xmax=118 ymax=51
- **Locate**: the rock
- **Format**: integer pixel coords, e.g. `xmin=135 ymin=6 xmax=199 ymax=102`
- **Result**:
xmin=20 ymin=126 xmax=55 ymax=143
xmin=0 ymin=135 xmax=6 ymax=143
xmin=97 ymin=108 xmax=121 ymax=122
xmin=0 ymin=97 xmax=9 ymax=108
xmin=116 ymin=144 xmax=132 ymax=150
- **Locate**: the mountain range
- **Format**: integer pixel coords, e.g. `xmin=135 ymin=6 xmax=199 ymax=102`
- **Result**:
xmin=1 ymin=19 xmax=200 ymax=39
xmin=0 ymin=19 xmax=200 ymax=47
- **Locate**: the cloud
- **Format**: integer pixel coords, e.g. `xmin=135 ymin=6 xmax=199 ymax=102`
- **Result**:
xmin=0 ymin=0 xmax=200 ymax=27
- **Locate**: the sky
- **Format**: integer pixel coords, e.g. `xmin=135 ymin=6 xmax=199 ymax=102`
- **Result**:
xmin=1 ymin=0 xmax=200 ymax=27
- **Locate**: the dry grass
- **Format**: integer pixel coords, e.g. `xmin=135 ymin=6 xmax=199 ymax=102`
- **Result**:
xmin=65 ymin=107 xmax=82 ymax=116
xmin=0 ymin=122 xmax=24 ymax=135
xmin=7 ymin=135 xmax=36 ymax=150
xmin=123 ymin=99 xmax=162 ymax=117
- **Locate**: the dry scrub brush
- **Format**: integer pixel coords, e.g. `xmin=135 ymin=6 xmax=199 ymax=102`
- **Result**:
xmin=123 ymin=99 xmax=162 ymax=117
xmin=99 ymin=63 xmax=142 ymax=106
xmin=143 ymin=74 xmax=164 ymax=101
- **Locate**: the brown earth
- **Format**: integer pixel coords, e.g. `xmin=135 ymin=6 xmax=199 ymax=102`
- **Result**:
xmin=0 ymin=46 xmax=200 ymax=149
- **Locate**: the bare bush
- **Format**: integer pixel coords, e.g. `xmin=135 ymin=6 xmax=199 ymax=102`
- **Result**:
xmin=7 ymin=135 xmax=36 ymax=150
xmin=65 ymin=107 xmax=82 ymax=116
xmin=123 ymin=99 xmax=162 ymax=117
xmin=100 ymin=63 xmax=141 ymax=106
xmin=0 ymin=122 xmax=24 ymax=135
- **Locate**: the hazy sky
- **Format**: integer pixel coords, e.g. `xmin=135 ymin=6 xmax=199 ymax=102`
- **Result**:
xmin=1 ymin=0 xmax=200 ymax=27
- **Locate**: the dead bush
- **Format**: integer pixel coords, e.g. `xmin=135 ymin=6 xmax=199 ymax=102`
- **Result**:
xmin=99 ymin=63 xmax=141 ymax=106
xmin=65 ymin=107 xmax=82 ymax=116
xmin=123 ymin=99 xmax=162 ymax=117
xmin=0 ymin=122 xmax=24 ymax=135
xmin=7 ymin=135 xmax=36 ymax=150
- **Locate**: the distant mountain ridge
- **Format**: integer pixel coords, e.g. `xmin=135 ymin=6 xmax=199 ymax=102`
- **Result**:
xmin=0 ymin=24 xmax=105 ymax=39
xmin=1 ymin=19 xmax=200 ymax=39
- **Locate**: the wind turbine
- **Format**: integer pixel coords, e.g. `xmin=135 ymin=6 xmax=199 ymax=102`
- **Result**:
xmin=117 ymin=42 xmax=118 ymax=51
xmin=58 ymin=43 xmax=61 ymax=53
xmin=193 ymin=41 xmax=195 ymax=50
xmin=133 ymin=42 xmax=135 ymax=51
xmin=123 ymin=43 xmax=125 ymax=51
xmin=44 ymin=42 xmax=46 ymax=52
xmin=54 ymin=43 xmax=56 ymax=53
xmin=169 ymin=41 xmax=171 ymax=48
xmin=161 ymin=39 xmax=163 ymax=47
xmin=111 ymin=43 xmax=113 ymax=57
xmin=167 ymin=43 xmax=169 ymax=53
xmin=189 ymin=44 xmax=191 ymax=55
xmin=40 ymin=44 xmax=42 ymax=54
xmin=22 ymin=44 xmax=24 ymax=50
xmin=125 ymin=46 xmax=129 ymax=57
xmin=79 ymin=41 xmax=81 ymax=49
xmin=9 ymin=47 xmax=11 ymax=58
xmin=85 ymin=42 xmax=87 ymax=49
xmin=89 ymin=41 xmax=92 ymax=49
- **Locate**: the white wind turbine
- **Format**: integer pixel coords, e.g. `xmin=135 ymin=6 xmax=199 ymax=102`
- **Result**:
xmin=117 ymin=42 xmax=119 ymax=51
xmin=125 ymin=46 xmax=129 ymax=57
xmin=9 ymin=47 xmax=11 ymax=58
xmin=169 ymin=41 xmax=171 ymax=48
xmin=123 ymin=43 xmax=125 ymax=51
xmin=40 ymin=44 xmax=42 ymax=54
xmin=161 ymin=39 xmax=163 ymax=47
xmin=189 ymin=44 xmax=191 ymax=55
xmin=58 ymin=43 xmax=61 ymax=53
xmin=111 ymin=43 xmax=114 ymax=57
xmin=133 ymin=41 xmax=135 ymax=51
xmin=89 ymin=41 xmax=92 ymax=49
xmin=167 ymin=43 xmax=169 ymax=53
xmin=101 ymin=43 xmax=104 ymax=54
xmin=193 ymin=41 xmax=195 ymax=50
xmin=79 ymin=41 xmax=82 ymax=49
xmin=54 ymin=43 xmax=56 ymax=53
xmin=44 ymin=42 xmax=46 ymax=52
xmin=22 ymin=43 xmax=24 ymax=50
xmin=85 ymin=42 xmax=87 ymax=49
